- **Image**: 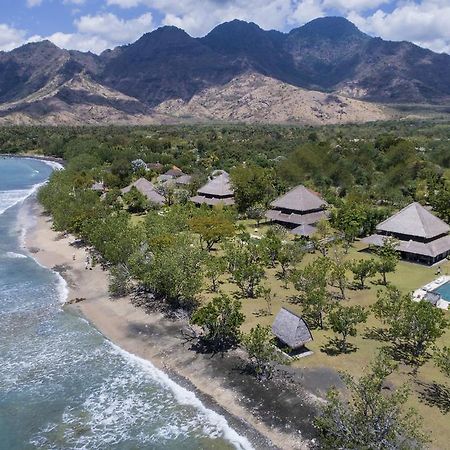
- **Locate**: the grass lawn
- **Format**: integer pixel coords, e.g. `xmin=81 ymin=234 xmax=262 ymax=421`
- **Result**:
xmin=201 ymin=227 xmax=450 ymax=449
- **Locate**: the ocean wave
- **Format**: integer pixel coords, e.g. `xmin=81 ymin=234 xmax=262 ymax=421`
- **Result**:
xmin=5 ymin=251 xmax=28 ymax=259
xmin=109 ymin=342 xmax=254 ymax=450
xmin=0 ymin=182 xmax=45 ymax=216
xmin=38 ymin=159 xmax=64 ymax=171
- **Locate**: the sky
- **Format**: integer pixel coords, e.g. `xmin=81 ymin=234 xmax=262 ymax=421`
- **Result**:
xmin=1 ymin=0 xmax=449 ymax=55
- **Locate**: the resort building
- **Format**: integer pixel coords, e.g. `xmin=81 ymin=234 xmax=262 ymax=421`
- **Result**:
xmin=265 ymin=185 xmax=328 ymax=237
xmin=190 ymin=170 xmax=235 ymax=207
xmin=272 ymin=308 xmax=313 ymax=351
xmin=362 ymin=202 xmax=450 ymax=265
xmin=157 ymin=165 xmax=187 ymax=183
xmin=91 ymin=181 xmax=105 ymax=193
xmin=121 ymin=177 xmax=165 ymax=206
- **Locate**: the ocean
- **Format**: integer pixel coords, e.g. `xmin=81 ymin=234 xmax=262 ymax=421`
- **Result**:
xmin=0 ymin=157 xmax=251 ymax=450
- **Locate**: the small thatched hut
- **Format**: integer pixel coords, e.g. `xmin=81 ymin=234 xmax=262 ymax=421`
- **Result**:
xmin=190 ymin=170 xmax=235 ymax=206
xmin=362 ymin=202 xmax=450 ymax=265
xmin=272 ymin=307 xmax=313 ymax=350
xmin=265 ymin=185 xmax=328 ymax=236
xmin=121 ymin=178 xmax=165 ymax=205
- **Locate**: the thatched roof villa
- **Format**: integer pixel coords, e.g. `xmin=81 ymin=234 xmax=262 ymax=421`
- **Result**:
xmin=191 ymin=170 xmax=235 ymax=206
xmin=157 ymin=165 xmax=188 ymax=183
xmin=272 ymin=308 xmax=313 ymax=350
xmin=265 ymin=185 xmax=328 ymax=236
xmin=362 ymin=202 xmax=450 ymax=265
xmin=121 ymin=177 xmax=165 ymax=206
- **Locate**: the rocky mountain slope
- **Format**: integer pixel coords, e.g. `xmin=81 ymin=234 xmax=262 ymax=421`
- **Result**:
xmin=156 ymin=73 xmax=390 ymax=125
xmin=0 ymin=16 xmax=448 ymax=125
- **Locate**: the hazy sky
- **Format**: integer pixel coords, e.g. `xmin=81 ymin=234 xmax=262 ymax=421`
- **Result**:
xmin=1 ymin=0 xmax=449 ymax=55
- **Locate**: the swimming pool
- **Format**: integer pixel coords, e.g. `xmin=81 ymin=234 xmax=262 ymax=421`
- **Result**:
xmin=433 ymin=281 xmax=450 ymax=301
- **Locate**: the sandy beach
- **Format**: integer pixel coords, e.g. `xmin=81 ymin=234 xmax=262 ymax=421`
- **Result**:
xmin=24 ymin=202 xmax=324 ymax=450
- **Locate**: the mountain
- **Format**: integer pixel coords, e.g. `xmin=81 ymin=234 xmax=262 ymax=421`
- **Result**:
xmin=0 ymin=16 xmax=449 ymax=125
xmin=155 ymin=73 xmax=389 ymax=125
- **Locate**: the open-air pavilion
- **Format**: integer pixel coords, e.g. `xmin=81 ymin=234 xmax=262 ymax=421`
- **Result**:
xmin=265 ymin=185 xmax=328 ymax=237
xmin=361 ymin=202 xmax=450 ymax=265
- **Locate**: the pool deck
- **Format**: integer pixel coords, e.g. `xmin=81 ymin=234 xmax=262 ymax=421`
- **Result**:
xmin=413 ymin=275 xmax=450 ymax=310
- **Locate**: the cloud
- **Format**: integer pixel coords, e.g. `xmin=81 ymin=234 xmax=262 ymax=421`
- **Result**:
xmin=75 ymin=12 xmax=153 ymax=43
xmin=42 ymin=12 xmax=154 ymax=53
xmin=5 ymin=0 xmax=450 ymax=55
xmin=27 ymin=0 xmax=43 ymax=6
xmin=348 ymin=0 xmax=450 ymax=53
xmin=0 ymin=24 xmax=28 ymax=51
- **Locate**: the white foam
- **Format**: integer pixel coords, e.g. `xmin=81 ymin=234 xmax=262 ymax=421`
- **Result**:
xmin=38 ymin=159 xmax=64 ymax=171
xmin=109 ymin=342 xmax=254 ymax=450
xmin=5 ymin=251 xmax=27 ymax=259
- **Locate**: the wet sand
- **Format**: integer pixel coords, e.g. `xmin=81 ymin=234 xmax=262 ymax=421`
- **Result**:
xmin=25 ymin=203 xmax=326 ymax=450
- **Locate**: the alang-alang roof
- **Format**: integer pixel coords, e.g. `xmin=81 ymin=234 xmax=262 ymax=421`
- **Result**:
xmin=377 ymin=202 xmax=450 ymax=239
xmin=270 ymin=185 xmax=327 ymax=212
xmin=197 ymin=171 xmax=234 ymax=197
xmin=272 ymin=307 xmax=313 ymax=349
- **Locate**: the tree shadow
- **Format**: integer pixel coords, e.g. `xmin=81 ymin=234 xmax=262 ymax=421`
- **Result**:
xmin=363 ymin=326 xmax=392 ymax=342
xmin=416 ymin=380 xmax=450 ymax=414
xmin=320 ymin=338 xmax=358 ymax=356
xmin=253 ymin=308 xmax=272 ymax=317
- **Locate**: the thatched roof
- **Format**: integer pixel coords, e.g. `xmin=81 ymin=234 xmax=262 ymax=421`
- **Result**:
xmin=362 ymin=233 xmax=450 ymax=259
xmin=265 ymin=209 xmax=327 ymax=226
xmin=165 ymin=166 xmax=185 ymax=178
xmin=272 ymin=308 xmax=313 ymax=349
xmin=197 ymin=171 xmax=234 ymax=197
xmin=121 ymin=178 xmax=165 ymax=205
xmin=376 ymin=202 xmax=449 ymax=239
xmin=270 ymin=185 xmax=327 ymax=212
xmin=190 ymin=195 xmax=235 ymax=206
xmin=91 ymin=181 xmax=104 ymax=192
xmin=175 ymin=174 xmax=192 ymax=185
xmin=291 ymin=224 xmax=317 ymax=237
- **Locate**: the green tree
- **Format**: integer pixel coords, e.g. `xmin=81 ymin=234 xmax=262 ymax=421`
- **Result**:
xmin=434 ymin=346 xmax=450 ymax=378
xmin=204 ymin=256 xmax=226 ymax=292
xmin=138 ymin=235 xmax=205 ymax=308
xmin=328 ymin=247 xmax=348 ymax=299
xmin=260 ymin=226 xmax=285 ymax=267
xmin=123 ymin=186 xmax=149 ymax=213
xmin=191 ymin=293 xmax=244 ymax=354
xmin=109 ymin=264 xmax=132 ymax=297
xmin=277 ymin=242 xmax=304 ymax=286
xmin=315 ymin=353 xmax=429 ymax=450
xmin=311 ymin=219 xmax=334 ymax=256
xmin=390 ymin=298 xmax=448 ymax=366
xmin=246 ymin=203 xmax=266 ymax=226
xmin=225 ymin=239 xmax=267 ymax=298
xmin=350 ymin=258 xmax=377 ymax=289
xmin=230 ymin=163 xmax=274 ymax=212
xmin=327 ymin=304 xmax=369 ymax=352
xmin=291 ymin=257 xmax=331 ymax=329
xmin=189 ymin=212 xmax=235 ymax=251
xmin=372 ymin=286 xmax=406 ymax=326
xmin=242 ymin=325 xmax=280 ymax=379
xmin=375 ymin=237 xmax=400 ymax=285
xmin=331 ymin=202 xmax=367 ymax=252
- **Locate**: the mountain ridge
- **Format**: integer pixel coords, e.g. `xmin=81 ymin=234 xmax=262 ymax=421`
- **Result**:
xmin=0 ymin=17 xmax=449 ymax=125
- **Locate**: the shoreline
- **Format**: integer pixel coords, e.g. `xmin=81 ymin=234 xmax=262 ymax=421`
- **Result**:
xmin=24 ymin=200 xmax=317 ymax=450
xmin=0 ymin=153 xmax=65 ymax=167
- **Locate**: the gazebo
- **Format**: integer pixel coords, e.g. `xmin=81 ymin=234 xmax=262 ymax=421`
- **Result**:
xmin=272 ymin=307 xmax=313 ymax=350
xmin=121 ymin=178 xmax=165 ymax=206
xmin=265 ymin=185 xmax=328 ymax=236
xmin=362 ymin=202 xmax=450 ymax=265
xmin=190 ymin=171 xmax=235 ymax=206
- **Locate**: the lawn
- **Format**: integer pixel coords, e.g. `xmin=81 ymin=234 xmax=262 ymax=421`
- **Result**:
xmin=201 ymin=228 xmax=450 ymax=449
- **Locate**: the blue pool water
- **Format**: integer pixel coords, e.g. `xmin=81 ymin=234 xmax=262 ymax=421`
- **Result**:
xmin=0 ymin=157 xmax=250 ymax=450
xmin=434 ymin=281 xmax=450 ymax=301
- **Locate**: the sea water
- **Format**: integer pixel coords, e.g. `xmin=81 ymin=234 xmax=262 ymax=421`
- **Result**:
xmin=0 ymin=157 xmax=252 ymax=450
